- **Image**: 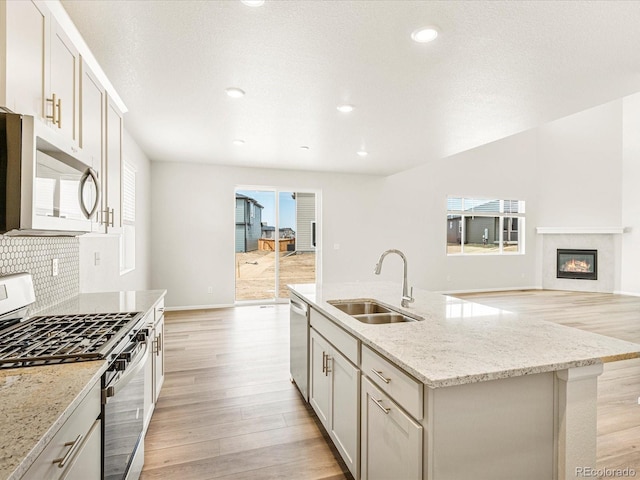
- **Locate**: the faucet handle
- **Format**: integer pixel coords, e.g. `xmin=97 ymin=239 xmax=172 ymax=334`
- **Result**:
xmin=402 ymin=287 xmax=415 ymax=305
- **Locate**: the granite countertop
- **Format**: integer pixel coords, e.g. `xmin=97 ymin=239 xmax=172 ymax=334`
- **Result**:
xmin=0 ymin=289 xmax=166 ymax=480
xmin=290 ymin=282 xmax=640 ymax=388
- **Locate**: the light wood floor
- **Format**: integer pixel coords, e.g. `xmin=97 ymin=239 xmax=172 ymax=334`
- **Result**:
xmin=140 ymin=304 xmax=349 ymax=480
xmin=141 ymin=291 xmax=640 ymax=478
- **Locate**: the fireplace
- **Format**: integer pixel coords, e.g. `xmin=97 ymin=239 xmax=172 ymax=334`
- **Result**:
xmin=557 ymin=249 xmax=597 ymax=280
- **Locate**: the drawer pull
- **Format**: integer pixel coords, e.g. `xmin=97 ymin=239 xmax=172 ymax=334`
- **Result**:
xmin=322 ymin=351 xmax=326 ymax=373
xmin=372 ymin=397 xmax=390 ymax=414
xmin=371 ymin=369 xmax=391 ymax=384
xmin=325 ymin=355 xmax=331 ymax=376
xmin=52 ymin=434 xmax=83 ymax=468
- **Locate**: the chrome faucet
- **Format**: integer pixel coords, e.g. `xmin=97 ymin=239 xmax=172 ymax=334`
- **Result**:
xmin=374 ymin=249 xmax=414 ymax=307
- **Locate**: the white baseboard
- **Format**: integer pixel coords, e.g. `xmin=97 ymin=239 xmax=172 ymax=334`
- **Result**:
xmin=437 ymin=285 xmax=542 ymax=295
xmin=613 ymin=290 xmax=640 ymax=297
xmin=165 ymin=298 xmax=290 ymax=312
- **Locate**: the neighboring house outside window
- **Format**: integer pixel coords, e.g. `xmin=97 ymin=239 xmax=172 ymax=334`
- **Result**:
xmin=446 ymin=197 xmax=525 ymax=255
xmin=120 ymin=161 xmax=136 ymax=273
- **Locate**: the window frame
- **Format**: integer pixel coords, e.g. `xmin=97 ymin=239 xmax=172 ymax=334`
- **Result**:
xmin=446 ymin=197 xmax=525 ymax=256
xmin=120 ymin=160 xmax=136 ymax=275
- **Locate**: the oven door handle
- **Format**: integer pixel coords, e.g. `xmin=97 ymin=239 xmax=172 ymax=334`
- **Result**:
xmin=102 ymin=341 xmax=149 ymax=404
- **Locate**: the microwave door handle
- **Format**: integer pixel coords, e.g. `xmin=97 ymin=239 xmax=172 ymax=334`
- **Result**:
xmin=79 ymin=167 xmax=101 ymax=219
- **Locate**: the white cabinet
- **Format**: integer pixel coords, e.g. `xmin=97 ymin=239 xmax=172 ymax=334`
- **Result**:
xmin=0 ymin=0 xmax=48 ymax=117
xmin=143 ymin=299 xmax=165 ymax=432
xmin=48 ymin=16 xmax=79 ymax=144
xmin=361 ymin=376 xmax=422 ymax=480
xmin=1 ymin=1 xmax=79 ymax=145
xmin=102 ymin=96 xmax=123 ymax=232
xmin=153 ymin=302 xmax=165 ymax=402
xmin=309 ymin=327 xmax=359 ymax=478
xmin=79 ymin=59 xmax=105 ymax=232
xmin=22 ymin=381 xmax=101 ymax=480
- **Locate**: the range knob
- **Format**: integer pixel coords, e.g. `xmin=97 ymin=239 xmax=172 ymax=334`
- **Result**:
xmin=136 ymin=330 xmax=148 ymax=342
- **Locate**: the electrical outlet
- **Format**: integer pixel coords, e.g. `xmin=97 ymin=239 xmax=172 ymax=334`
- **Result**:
xmin=333 ymin=243 xmax=340 ymax=250
xmin=94 ymin=252 xmax=101 ymax=266
xmin=207 ymin=286 xmax=213 ymax=294
xmin=52 ymin=258 xmax=59 ymax=276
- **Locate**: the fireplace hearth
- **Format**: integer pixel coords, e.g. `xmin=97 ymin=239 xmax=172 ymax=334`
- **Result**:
xmin=557 ymin=249 xmax=597 ymax=280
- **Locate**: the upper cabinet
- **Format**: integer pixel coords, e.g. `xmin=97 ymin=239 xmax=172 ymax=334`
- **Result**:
xmin=1 ymin=0 xmax=127 ymax=235
xmin=48 ymin=17 xmax=79 ymax=144
xmin=1 ymin=0 xmax=48 ymax=117
xmin=80 ymin=59 xmax=106 ymax=232
xmin=1 ymin=1 xmax=79 ymax=145
xmin=104 ymin=96 xmax=123 ymax=232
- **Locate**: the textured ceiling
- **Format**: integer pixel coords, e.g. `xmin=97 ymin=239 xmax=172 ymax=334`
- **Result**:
xmin=61 ymin=0 xmax=640 ymax=175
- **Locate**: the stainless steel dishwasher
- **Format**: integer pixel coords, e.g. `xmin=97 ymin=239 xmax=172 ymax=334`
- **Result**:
xmin=289 ymin=293 xmax=309 ymax=401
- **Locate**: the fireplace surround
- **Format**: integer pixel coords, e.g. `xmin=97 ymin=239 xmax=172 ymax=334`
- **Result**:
xmin=557 ymin=249 xmax=597 ymax=280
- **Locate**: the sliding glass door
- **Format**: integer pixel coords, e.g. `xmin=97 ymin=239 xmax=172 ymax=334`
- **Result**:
xmin=235 ymin=188 xmax=317 ymax=302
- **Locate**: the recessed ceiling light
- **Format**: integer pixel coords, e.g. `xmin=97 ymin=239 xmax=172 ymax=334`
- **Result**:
xmin=233 ymin=139 xmax=245 ymax=146
xmin=241 ymin=0 xmax=265 ymax=6
xmin=225 ymin=87 xmax=245 ymax=98
xmin=337 ymin=104 xmax=354 ymax=113
xmin=300 ymin=146 xmax=310 ymax=150
xmin=411 ymin=26 xmax=439 ymax=43
xmin=357 ymin=150 xmax=368 ymax=157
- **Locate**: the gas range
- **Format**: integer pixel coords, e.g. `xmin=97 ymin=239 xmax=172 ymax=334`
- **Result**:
xmin=0 ymin=311 xmax=143 ymax=369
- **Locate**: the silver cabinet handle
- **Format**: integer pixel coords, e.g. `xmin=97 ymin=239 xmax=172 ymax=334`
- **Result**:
xmin=322 ymin=351 xmax=326 ymax=374
xmin=325 ymin=355 xmax=331 ymax=376
xmin=372 ymin=397 xmax=390 ymax=415
xmin=371 ymin=369 xmax=391 ymax=384
xmin=156 ymin=332 xmax=162 ymax=356
xmin=52 ymin=434 xmax=83 ymax=468
xmin=79 ymin=167 xmax=101 ymax=219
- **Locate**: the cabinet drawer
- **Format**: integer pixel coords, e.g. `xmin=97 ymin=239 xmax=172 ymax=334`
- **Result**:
xmin=362 ymin=344 xmax=423 ymax=420
xmin=154 ymin=297 xmax=165 ymax=324
xmin=310 ymin=308 xmax=358 ymax=364
xmin=23 ymin=381 xmax=101 ymax=480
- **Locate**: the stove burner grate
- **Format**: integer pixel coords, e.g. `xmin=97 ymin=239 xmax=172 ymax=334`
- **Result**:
xmin=0 ymin=312 xmax=141 ymax=368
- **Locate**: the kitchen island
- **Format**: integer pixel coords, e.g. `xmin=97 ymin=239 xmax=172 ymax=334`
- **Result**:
xmin=290 ymin=282 xmax=640 ymax=480
xmin=0 ymin=289 xmax=166 ymax=480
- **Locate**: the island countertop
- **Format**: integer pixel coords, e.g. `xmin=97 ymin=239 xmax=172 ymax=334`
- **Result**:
xmin=289 ymin=282 xmax=640 ymax=388
xmin=0 ymin=289 xmax=166 ymax=480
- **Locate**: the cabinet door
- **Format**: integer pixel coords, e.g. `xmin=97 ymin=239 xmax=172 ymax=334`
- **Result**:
xmin=3 ymin=0 xmax=47 ymax=116
xmin=153 ymin=314 xmax=165 ymax=402
xmin=330 ymin=348 xmax=359 ymax=478
xmin=309 ymin=329 xmax=331 ymax=428
xmin=49 ymin=17 xmax=79 ymax=143
xmin=79 ymin=60 xmax=105 ymax=231
xmin=104 ymin=96 xmax=123 ymax=231
xmin=361 ymin=377 xmax=422 ymax=480
xmin=60 ymin=419 xmax=101 ymax=480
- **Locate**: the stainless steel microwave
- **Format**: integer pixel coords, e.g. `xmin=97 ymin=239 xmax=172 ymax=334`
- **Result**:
xmin=0 ymin=112 xmax=100 ymax=235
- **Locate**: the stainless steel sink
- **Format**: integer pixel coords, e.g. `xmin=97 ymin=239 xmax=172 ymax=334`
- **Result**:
xmin=328 ymin=299 xmax=421 ymax=324
xmin=329 ymin=300 xmax=391 ymax=315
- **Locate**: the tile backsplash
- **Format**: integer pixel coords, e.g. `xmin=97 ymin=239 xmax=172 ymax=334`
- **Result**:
xmin=0 ymin=237 xmax=79 ymax=314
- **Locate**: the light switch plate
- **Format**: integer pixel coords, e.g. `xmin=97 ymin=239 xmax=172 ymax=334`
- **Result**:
xmin=52 ymin=258 xmax=59 ymax=276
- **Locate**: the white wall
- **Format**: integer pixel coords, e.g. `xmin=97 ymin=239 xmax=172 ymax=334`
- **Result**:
xmin=370 ymin=99 xmax=624 ymax=293
xmin=620 ymin=93 xmax=640 ymax=295
xmin=149 ymin=97 xmax=633 ymax=307
xmin=150 ymin=163 xmax=384 ymax=307
xmin=79 ymin=130 xmax=152 ymax=292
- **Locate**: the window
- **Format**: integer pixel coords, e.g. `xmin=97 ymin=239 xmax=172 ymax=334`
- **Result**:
xmin=446 ymin=197 xmax=525 ymax=255
xmin=120 ymin=162 xmax=136 ymax=273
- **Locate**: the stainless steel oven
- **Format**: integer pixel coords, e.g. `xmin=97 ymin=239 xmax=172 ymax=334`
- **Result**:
xmin=102 ymin=321 xmax=150 ymax=480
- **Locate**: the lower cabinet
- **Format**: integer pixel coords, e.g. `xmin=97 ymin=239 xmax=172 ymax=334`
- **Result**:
xmin=361 ymin=376 xmax=422 ymax=480
xmin=144 ymin=299 xmax=166 ymax=432
xmin=309 ymin=328 xmax=359 ymax=478
xmin=22 ymin=382 xmax=101 ymax=480
xmin=152 ymin=310 xmax=165 ymax=402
